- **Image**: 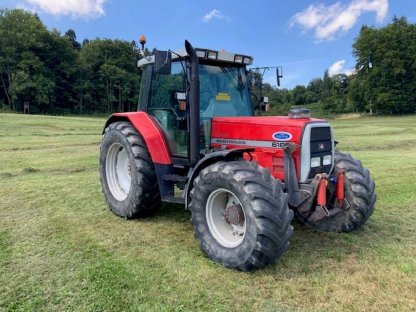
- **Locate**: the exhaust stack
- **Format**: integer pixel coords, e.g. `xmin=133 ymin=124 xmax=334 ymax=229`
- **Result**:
xmin=185 ymin=40 xmax=200 ymax=166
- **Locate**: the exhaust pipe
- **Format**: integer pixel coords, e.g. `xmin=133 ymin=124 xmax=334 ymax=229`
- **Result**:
xmin=185 ymin=40 xmax=200 ymax=166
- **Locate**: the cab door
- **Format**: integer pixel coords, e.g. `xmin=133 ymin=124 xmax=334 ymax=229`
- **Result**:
xmin=147 ymin=61 xmax=188 ymax=157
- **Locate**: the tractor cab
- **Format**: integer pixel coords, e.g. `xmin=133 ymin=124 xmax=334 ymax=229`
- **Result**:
xmin=136 ymin=46 xmax=254 ymax=159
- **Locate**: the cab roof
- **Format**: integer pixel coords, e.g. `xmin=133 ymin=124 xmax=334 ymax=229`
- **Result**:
xmin=137 ymin=47 xmax=253 ymax=68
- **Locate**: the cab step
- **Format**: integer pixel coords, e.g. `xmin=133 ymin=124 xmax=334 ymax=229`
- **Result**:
xmin=162 ymin=174 xmax=188 ymax=183
xmin=162 ymin=196 xmax=185 ymax=205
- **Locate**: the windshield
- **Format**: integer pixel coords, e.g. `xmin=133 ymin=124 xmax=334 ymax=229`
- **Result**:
xmin=199 ymin=64 xmax=253 ymax=118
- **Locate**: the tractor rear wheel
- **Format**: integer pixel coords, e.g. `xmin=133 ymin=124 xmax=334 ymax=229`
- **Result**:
xmin=189 ymin=161 xmax=294 ymax=271
xmin=297 ymin=151 xmax=376 ymax=232
xmin=99 ymin=121 xmax=161 ymax=218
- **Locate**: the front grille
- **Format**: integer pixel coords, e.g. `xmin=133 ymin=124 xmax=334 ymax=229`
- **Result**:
xmin=308 ymin=127 xmax=333 ymax=178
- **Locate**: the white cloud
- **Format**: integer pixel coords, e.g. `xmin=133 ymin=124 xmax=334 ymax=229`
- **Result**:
xmin=25 ymin=0 xmax=107 ymax=18
xmin=202 ymin=9 xmax=231 ymax=23
xmin=328 ymin=60 xmax=356 ymax=76
xmin=290 ymin=0 xmax=389 ymax=41
xmin=344 ymin=68 xmax=356 ymax=76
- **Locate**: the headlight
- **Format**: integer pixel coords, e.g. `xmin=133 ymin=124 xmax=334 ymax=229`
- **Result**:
xmin=243 ymin=57 xmax=252 ymax=64
xmin=207 ymin=51 xmax=217 ymax=59
xmin=323 ymin=155 xmax=332 ymax=166
xmin=196 ymin=50 xmax=206 ymax=58
xmin=234 ymin=55 xmax=243 ymax=63
xmin=311 ymin=157 xmax=320 ymax=168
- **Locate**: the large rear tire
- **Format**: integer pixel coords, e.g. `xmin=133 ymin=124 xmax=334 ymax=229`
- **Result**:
xmin=189 ymin=161 xmax=294 ymax=271
xmin=297 ymin=151 xmax=376 ymax=232
xmin=99 ymin=121 xmax=161 ymax=218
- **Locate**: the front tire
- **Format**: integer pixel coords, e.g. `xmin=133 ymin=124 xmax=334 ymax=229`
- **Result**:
xmin=297 ymin=151 xmax=376 ymax=232
xmin=99 ymin=121 xmax=161 ymax=218
xmin=189 ymin=161 xmax=293 ymax=271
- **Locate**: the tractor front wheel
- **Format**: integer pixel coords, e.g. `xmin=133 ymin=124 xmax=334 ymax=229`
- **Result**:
xmin=297 ymin=151 xmax=376 ymax=232
xmin=189 ymin=161 xmax=293 ymax=271
xmin=99 ymin=121 xmax=161 ymax=218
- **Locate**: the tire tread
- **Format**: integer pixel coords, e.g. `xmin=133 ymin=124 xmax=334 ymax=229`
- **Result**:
xmin=99 ymin=121 xmax=161 ymax=218
xmin=189 ymin=160 xmax=293 ymax=271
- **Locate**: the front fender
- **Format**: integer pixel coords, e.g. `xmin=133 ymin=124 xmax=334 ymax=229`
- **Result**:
xmin=184 ymin=148 xmax=254 ymax=208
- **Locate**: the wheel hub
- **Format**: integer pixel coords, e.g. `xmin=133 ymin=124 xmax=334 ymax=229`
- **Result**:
xmin=224 ymin=204 xmax=245 ymax=225
xmin=205 ymin=188 xmax=247 ymax=248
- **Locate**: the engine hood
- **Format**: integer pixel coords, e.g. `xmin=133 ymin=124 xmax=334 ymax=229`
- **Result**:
xmin=212 ymin=116 xmax=324 ymax=127
xmin=210 ymin=116 xmax=326 ymax=147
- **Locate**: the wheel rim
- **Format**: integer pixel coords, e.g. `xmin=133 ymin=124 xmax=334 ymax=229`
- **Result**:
xmin=106 ymin=142 xmax=131 ymax=201
xmin=206 ymin=188 xmax=246 ymax=248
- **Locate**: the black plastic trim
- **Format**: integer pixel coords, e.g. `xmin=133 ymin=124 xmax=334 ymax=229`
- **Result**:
xmin=310 ymin=127 xmax=331 ymax=142
xmin=154 ymin=163 xmax=175 ymax=198
xmin=137 ymin=65 xmax=153 ymax=111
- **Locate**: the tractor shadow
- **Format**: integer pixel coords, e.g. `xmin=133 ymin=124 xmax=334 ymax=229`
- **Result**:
xmin=267 ymin=214 xmax=398 ymax=276
xmin=145 ymin=203 xmax=400 ymax=276
xmin=136 ymin=202 xmax=191 ymax=225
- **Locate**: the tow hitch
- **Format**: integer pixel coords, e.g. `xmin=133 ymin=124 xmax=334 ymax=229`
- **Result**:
xmin=307 ymin=171 xmax=346 ymax=223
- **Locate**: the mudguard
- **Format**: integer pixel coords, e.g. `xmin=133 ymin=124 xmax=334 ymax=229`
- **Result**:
xmin=103 ymin=112 xmax=172 ymax=165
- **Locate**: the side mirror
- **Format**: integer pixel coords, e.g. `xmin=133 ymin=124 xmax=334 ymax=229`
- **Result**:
xmin=154 ymin=50 xmax=172 ymax=74
xmin=260 ymin=96 xmax=269 ymax=112
xmin=175 ymin=92 xmax=187 ymax=111
xmin=175 ymin=92 xmax=186 ymax=101
xmin=276 ymin=67 xmax=283 ymax=87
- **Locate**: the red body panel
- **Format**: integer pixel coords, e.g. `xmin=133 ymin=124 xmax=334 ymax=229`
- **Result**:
xmin=210 ymin=116 xmax=324 ymax=180
xmin=111 ymin=112 xmax=172 ymax=165
xmin=107 ymin=113 xmax=325 ymax=180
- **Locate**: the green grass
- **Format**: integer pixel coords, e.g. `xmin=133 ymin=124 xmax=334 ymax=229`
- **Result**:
xmin=0 ymin=113 xmax=415 ymax=311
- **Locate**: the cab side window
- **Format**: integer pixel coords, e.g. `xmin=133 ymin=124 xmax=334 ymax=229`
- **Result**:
xmin=148 ymin=61 xmax=187 ymax=156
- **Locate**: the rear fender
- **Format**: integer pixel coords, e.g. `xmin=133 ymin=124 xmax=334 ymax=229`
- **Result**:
xmin=103 ymin=112 xmax=172 ymax=165
xmin=184 ymin=148 xmax=254 ymax=208
xmin=103 ymin=112 xmax=175 ymax=198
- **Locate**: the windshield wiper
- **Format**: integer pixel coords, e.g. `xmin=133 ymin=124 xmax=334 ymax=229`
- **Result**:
xmin=220 ymin=66 xmax=240 ymax=91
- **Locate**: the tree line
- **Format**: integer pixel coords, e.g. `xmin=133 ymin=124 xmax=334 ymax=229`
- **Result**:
xmin=1 ymin=9 xmax=415 ymax=116
xmin=0 ymin=9 xmax=143 ymax=115
xmin=262 ymin=16 xmax=416 ymax=116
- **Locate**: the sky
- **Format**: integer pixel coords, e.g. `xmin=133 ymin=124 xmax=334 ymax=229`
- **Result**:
xmin=2 ymin=0 xmax=416 ymax=88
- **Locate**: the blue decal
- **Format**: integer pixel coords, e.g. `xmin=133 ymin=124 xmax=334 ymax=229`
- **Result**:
xmin=272 ymin=132 xmax=292 ymax=141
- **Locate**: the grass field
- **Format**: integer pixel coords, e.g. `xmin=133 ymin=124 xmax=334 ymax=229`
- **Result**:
xmin=0 ymin=113 xmax=415 ymax=311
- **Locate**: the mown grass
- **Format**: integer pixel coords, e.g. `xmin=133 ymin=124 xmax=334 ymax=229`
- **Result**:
xmin=0 ymin=113 xmax=415 ymax=311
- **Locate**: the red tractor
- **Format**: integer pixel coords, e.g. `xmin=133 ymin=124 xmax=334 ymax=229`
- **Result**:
xmin=99 ymin=40 xmax=376 ymax=271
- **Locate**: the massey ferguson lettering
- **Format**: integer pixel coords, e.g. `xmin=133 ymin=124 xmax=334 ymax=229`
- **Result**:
xmin=211 ymin=138 xmax=288 ymax=149
xmin=213 ymin=139 xmax=247 ymax=145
